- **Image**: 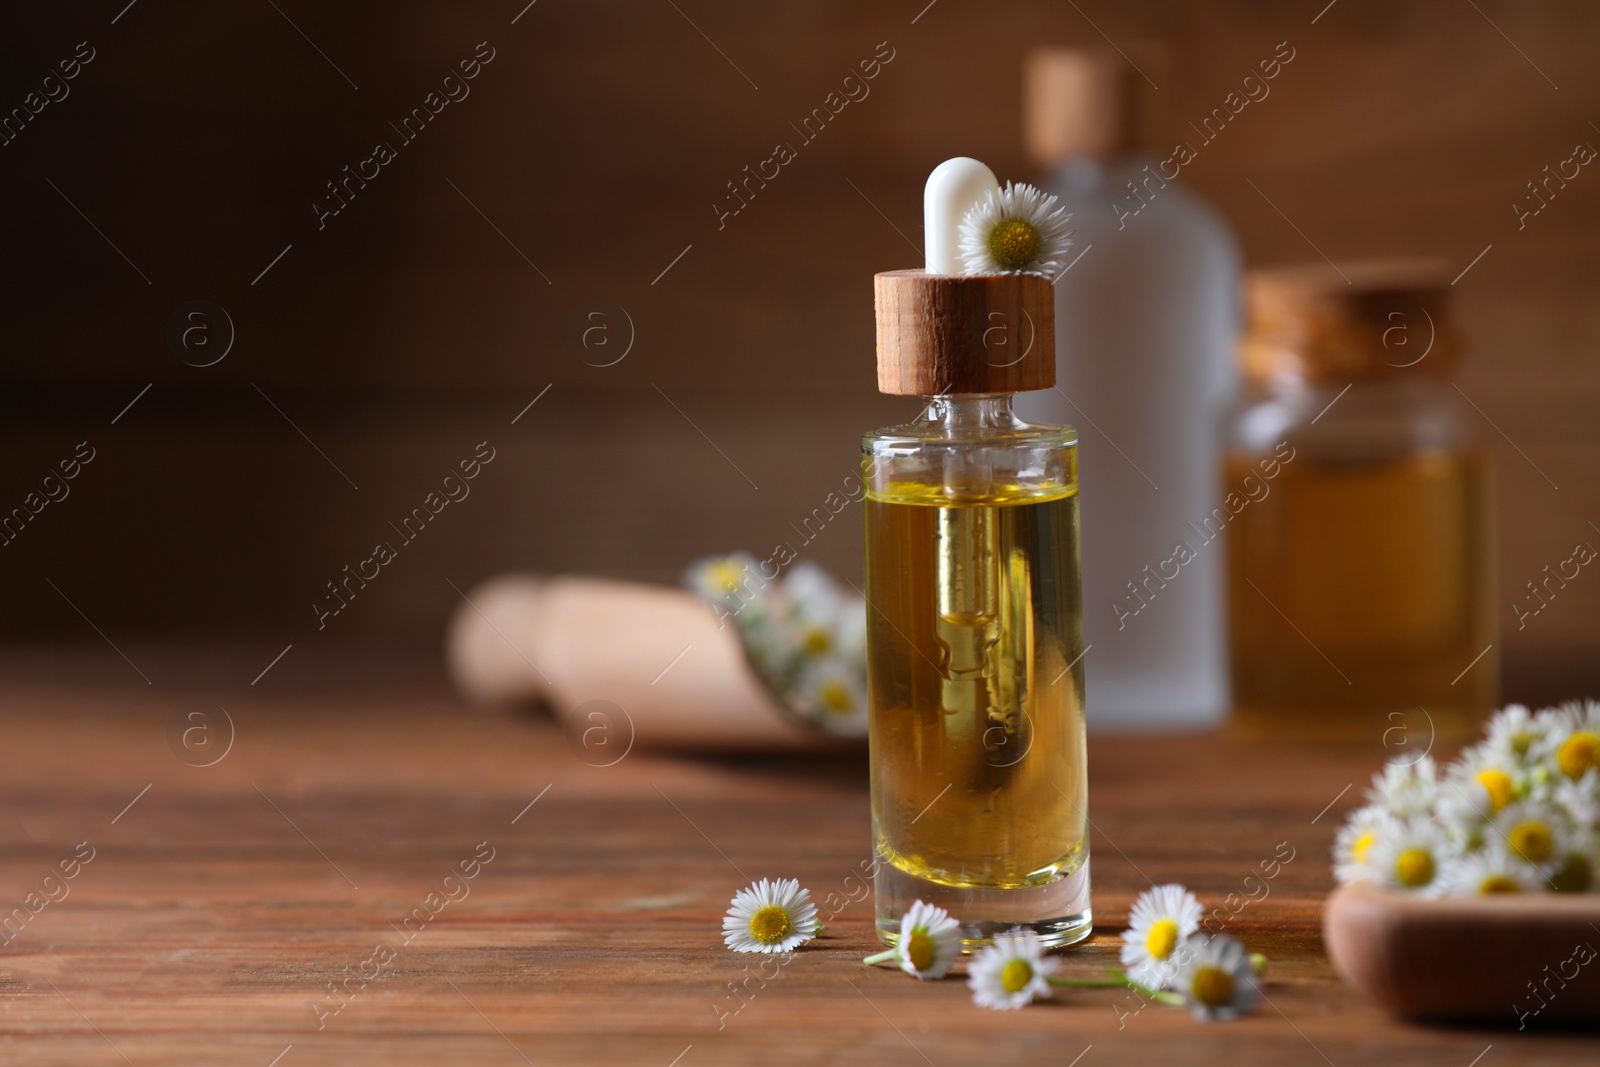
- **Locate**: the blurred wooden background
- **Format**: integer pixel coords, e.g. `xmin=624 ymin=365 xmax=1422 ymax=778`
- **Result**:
xmin=0 ymin=1 xmax=1594 ymax=694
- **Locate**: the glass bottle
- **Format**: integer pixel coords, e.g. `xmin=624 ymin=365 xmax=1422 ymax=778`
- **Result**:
xmin=1225 ymin=262 xmax=1497 ymax=744
xmin=865 ymin=270 xmax=1090 ymax=948
xmin=1014 ymin=46 xmax=1240 ymax=730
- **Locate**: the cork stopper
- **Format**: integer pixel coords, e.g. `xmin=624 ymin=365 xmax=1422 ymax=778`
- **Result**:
xmin=1242 ymin=259 xmax=1459 ymax=384
xmin=875 ymin=270 xmax=1056 ymax=395
xmin=1024 ymin=45 xmax=1170 ymax=166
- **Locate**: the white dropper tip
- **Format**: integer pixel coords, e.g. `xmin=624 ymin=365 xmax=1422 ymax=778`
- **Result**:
xmin=923 ymin=157 xmax=1000 ymax=275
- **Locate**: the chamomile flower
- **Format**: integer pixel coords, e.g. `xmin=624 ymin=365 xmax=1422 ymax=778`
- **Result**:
xmin=1484 ymin=704 xmax=1550 ymax=765
xmin=1332 ymin=805 xmax=1396 ymax=884
xmin=957 ymin=182 xmax=1073 ymax=276
xmin=835 ymin=597 xmax=868 ymax=671
xmin=1448 ymin=742 xmax=1524 ymax=815
xmin=1491 ymin=801 xmax=1573 ymax=874
xmin=685 ymin=555 xmax=873 ymax=738
xmin=1335 ymin=701 xmax=1600 ymax=898
xmin=1547 ymin=836 xmax=1597 ymax=893
xmin=737 ymin=611 xmax=795 ymax=682
xmin=1171 ymin=934 xmax=1259 ymax=1021
xmin=1367 ymin=817 xmax=1455 ymax=896
xmin=1552 ymin=770 xmax=1600 ymax=831
xmin=783 ymin=562 xmax=849 ymax=658
xmin=1541 ymin=700 xmax=1600 ymax=781
xmin=1437 ymin=746 xmax=1526 ymax=847
xmin=893 ymin=900 xmax=963 ymax=980
xmin=722 ymin=877 xmax=819 ymax=954
xmin=686 ymin=552 xmax=768 ymax=615
xmin=1445 ymin=844 xmax=1543 ymax=895
xmin=1119 ymin=884 xmax=1204 ymax=990
xmin=787 ymin=657 xmax=869 ymax=737
xmin=1366 ymin=756 xmax=1439 ymax=819
xmin=967 ymin=928 xmax=1058 ymax=1010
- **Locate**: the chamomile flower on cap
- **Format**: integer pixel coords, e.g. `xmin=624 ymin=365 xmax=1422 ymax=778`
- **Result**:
xmin=1446 ymin=844 xmax=1543 ymax=896
xmin=967 ymin=927 xmax=1058 ymax=1010
xmin=1367 ymin=817 xmax=1455 ymax=896
xmin=1119 ymin=884 xmax=1204 ymax=990
xmin=1366 ymin=756 xmax=1439 ymax=819
xmin=1332 ymin=804 xmax=1396 ymax=884
xmin=957 ymin=181 xmax=1073 ymax=277
xmin=893 ymin=900 xmax=962 ymax=980
xmin=722 ymin=877 xmax=818 ymax=954
xmin=1172 ymin=933 xmax=1259 ymax=1021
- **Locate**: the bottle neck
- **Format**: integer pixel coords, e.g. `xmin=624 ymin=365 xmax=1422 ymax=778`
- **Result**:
xmin=918 ymin=394 xmax=1019 ymax=435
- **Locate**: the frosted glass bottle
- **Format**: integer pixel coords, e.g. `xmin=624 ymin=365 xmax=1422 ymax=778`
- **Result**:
xmin=1013 ymin=150 xmax=1240 ymax=728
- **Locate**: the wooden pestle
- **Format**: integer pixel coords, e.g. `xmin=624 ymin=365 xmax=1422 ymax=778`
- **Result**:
xmin=445 ymin=575 xmax=827 ymax=752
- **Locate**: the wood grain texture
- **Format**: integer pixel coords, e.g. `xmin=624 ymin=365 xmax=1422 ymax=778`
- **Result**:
xmin=2 ymin=1 xmax=1597 ymax=672
xmin=874 ymin=271 xmax=1055 ymax=395
xmin=0 ymin=646 xmax=1595 ymax=1064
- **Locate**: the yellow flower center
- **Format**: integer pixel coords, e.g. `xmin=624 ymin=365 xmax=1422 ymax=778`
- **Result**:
xmin=803 ymin=628 xmax=833 ymax=655
xmin=748 ymin=904 xmax=792 ymax=944
xmin=1475 ymin=769 xmax=1514 ymax=812
xmin=710 ymin=561 xmax=745 ymax=595
xmin=999 ymin=958 xmax=1034 ymax=994
xmin=987 ymin=217 xmax=1042 ymax=271
xmin=1395 ymin=847 xmax=1435 ymax=888
xmin=1190 ymin=966 xmax=1235 ymax=1008
xmin=1351 ymin=831 xmax=1377 ymax=865
xmin=1557 ymin=731 xmax=1600 ymax=779
xmin=1478 ymin=874 xmax=1522 ymax=894
xmin=1145 ymin=918 xmax=1179 ymax=961
xmin=819 ymin=682 xmax=854 ymax=714
xmin=906 ymin=929 xmax=935 ymax=972
xmin=1508 ymin=820 xmax=1555 ymax=864
xmin=1551 ymin=852 xmax=1593 ymax=893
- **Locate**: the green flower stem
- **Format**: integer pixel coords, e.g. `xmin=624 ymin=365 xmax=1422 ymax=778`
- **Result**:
xmin=1048 ymin=969 xmax=1184 ymax=1007
xmin=862 ymin=949 xmax=898 ymax=966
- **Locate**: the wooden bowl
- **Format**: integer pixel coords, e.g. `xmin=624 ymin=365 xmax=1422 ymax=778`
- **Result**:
xmin=1323 ymin=880 xmax=1600 ymax=1025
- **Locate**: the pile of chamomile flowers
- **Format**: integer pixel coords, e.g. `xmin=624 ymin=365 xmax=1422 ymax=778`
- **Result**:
xmin=721 ymin=878 xmax=1263 ymax=1021
xmin=685 ymin=554 xmax=868 ymax=737
xmin=1334 ymin=700 xmax=1600 ymax=897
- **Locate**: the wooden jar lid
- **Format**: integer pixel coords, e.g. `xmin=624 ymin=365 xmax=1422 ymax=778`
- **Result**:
xmin=874 ymin=270 xmax=1056 ymax=395
xmin=1243 ymin=259 xmax=1458 ymax=384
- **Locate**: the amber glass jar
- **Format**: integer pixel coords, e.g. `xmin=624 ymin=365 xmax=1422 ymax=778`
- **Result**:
xmin=1225 ymin=262 xmax=1496 ymax=744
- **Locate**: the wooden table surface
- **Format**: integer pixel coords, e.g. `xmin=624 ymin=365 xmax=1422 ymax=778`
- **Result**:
xmin=0 ymin=646 xmax=1592 ymax=1065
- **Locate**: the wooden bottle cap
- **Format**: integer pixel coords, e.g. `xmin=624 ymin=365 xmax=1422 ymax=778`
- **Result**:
xmin=874 ymin=270 xmax=1056 ymax=395
xmin=1024 ymin=45 xmax=1170 ymax=166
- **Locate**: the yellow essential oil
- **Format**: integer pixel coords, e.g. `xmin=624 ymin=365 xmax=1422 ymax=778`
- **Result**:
xmin=1227 ymin=447 xmax=1496 ymax=743
xmin=863 ymin=396 xmax=1091 ymax=948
